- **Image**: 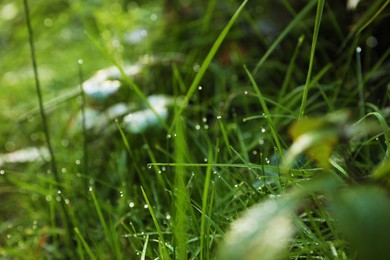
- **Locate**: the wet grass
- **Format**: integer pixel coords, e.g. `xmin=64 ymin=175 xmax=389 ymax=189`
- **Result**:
xmin=1 ymin=0 xmax=390 ymax=259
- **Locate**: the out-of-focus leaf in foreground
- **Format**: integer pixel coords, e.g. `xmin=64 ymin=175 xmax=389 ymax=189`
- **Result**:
xmin=218 ymin=197 xmax=299 ymax=260
xmin=329 ymin=186 xmax=390 ymax=259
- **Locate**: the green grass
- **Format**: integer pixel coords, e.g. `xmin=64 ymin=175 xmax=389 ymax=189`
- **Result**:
xmin=1 ymin=0 xmax=390 ymax=259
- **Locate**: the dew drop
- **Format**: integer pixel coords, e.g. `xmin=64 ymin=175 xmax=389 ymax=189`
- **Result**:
xmin=202 ymin=117 xmax=207 ymax=122
xmin=193 ymin=64 xmax=200 ymax=72
xmin=78 ymin=59 xmax=83 ymax=65
xmin=259 ymin=139 xmax=264 ymax=145
xmin=129 ymin=202 xmax=135 ymax=208
xmin=366 ymin=36 xmax=378 ymax=48
xmin=61 ymin=139 xmax=69 ymax=147
xmin=75 ymin=160 xmax=81 ymax=165
xmin=198 ymin=86 xmax=203 ymax=91
xmin=89 ymin=186 xmax=93 ymax=192
xmin=244 ymin=91 xmax=248 ymax=95
xmin=195 ymin=125 xmax=201 ymax=130
xmin=261 ymin=128 xmax=266 ymax=133
xmin=0 ymin=170 xmax=5 ymax=175
xmin=217 ymin=115 xmax=222 ymax=120
xmin=144 ymin=204 xmax=148 ymax=209
xmin=356 ymin=46 xmax=362 ymax=53
xmin=45 ymin=195 xmax=52 ymax=201
xmin=61 ymin=168 xmax=67 ymax=173
xmin=204 ymin=125 xmax=209 ymax=130
xmin=150 ymin=13 xmax=158 ymax=21
xmin=147 ymin=164 xmax=152 ymax=169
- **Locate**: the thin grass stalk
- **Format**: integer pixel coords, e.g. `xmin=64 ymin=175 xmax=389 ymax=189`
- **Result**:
xmin=23 ymin=0 xmax=75 ymax=251
xmin=170 ymin=0 xmax=249 ymax=132
xmin=244 ymin=66 xmax=284 ymax=159
xmin=356 ymin=47 xmax=365 ymax=117
xmin=22 ymin=0 xmax=58 ymax=181
xmin=141 ymin=187 xmax=170 ymax=259
xmin=78 ymin=59 xmax=89 ymax=192
xmin=299 ymin=0 xmax=325 ymax=117
xmin=253 ymin=0 xmax=317 ymax=75
xmin=279 ymin=35 xmax=305 ymax=101
xmin=74 ymin=227 xmax=96 ymax=260
xmin=200 ymin=148 xmax=213 ymax=260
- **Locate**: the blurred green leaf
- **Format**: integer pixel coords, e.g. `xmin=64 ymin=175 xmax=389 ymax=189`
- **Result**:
xmin=218 ymin=197 xmax=299 ymax=260
xmin=372 ymin=158 xmax=390 ymax=185
xmin=329 ymin=186 xmax=390 ymax=259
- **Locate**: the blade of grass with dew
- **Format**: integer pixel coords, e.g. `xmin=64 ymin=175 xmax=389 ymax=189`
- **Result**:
xmin=78 ymin=59 xmax=89 ymax=195
xmin=218 ymin=118 xmax=233 ymax=156
xmin=140 ymin=234 xmax=149 ymax=260
xmin=244 ymin=66 xmax=284 ymax=159
xmin=299 ymin=0 xmax=325 ymax=117
xmin=170 ymin=0 xmax=248 ymax=132
xmin=141 ymin=187 xmax=169 ymax=259
xmin=200 ymin=147 xmax=213 ymax=260
xmin=356 ymin=47 xmax=365 ymax=117
xmin=74 ymin=227 xmax=96 ymax=260
xmin=89 ymin=187 xmax=119 ymax=256
xmin=142 ymin=135 xmax=167 ymax=191
xmin=252 ymin=0 xmax=317 ymax=75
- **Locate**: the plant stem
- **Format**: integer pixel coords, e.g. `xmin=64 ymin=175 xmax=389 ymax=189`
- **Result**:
xmin=23 ymin=0 xmax=59 ymax=181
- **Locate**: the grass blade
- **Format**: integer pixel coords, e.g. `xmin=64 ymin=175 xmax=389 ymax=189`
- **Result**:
xmin=253 ymin=0 xmax=317 ymax=75
xmin=299 ymin=0 xmax=325 ymax=117
xmin=170 ymin=0 xmax=249 ymax=131
xmin=22 ymin=0 xmax=59 ymax=181
xmin=200 ymin=147 xmax=213 ymax=260
xmin=141 ymin=187 xmax=169 ymax=259
xmin=74 ymin=227 xmax=96 ymax=260
xmin=244 ymin=66 xmax=284 ymax=158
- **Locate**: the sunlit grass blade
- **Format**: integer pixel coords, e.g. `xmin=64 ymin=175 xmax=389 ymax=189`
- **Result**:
xmin=244 ymin=66 xmax=284 ymax=158
xmin=140 ymin=234 xmax=149 ymax=260
xmin=141 ymin=187 xmax=169 ymax=259
xmin=299 ymin=0 xmax=325 ymax=117
xmin=173 ymin=116 xmax=191 ymax=259
xmin=170 ymin=0 xmax=249 ymax=131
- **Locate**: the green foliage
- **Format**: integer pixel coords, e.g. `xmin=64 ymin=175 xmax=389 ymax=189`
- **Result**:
xmin=1 ymin=0 xmax=390 ymax=259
